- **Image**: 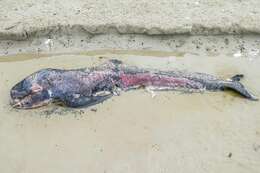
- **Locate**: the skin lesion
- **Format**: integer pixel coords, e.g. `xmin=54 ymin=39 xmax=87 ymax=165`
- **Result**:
xmin=30 ymin=83 xmax=43 ymax=93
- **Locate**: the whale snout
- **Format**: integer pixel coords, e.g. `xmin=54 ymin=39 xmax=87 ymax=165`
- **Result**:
xmin=10 ymin=77 xmax=51 ymax=109
xmin=10 ymin=89 xmax=52 ymax=109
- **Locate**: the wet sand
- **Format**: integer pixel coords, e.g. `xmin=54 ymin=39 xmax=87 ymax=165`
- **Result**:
xmin=0 ymin=52 xmax=260 ymax=172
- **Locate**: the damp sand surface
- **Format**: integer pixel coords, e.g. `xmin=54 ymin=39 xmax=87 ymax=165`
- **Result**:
xmin=0 ymin=51 xmax=260 ymax=173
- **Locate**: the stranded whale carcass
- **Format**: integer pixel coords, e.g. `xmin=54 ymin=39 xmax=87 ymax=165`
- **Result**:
xmin=10 ymin=59 xmax=258 ymax=109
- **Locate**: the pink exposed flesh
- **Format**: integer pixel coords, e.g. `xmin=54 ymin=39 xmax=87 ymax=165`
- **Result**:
xmin=120 ymin=73 xmax=200 ymax=89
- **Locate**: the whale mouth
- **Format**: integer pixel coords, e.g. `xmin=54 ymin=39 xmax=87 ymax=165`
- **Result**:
xmin=11 ymin=99 xmax=23 ymax=108
xmin=10 ymin=90 xmax=51 ymax=109
xmin=11 ymin=95 xmax=34 ymax=109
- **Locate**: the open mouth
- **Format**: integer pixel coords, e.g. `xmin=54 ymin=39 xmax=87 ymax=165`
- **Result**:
xmin=10 ymin=94 xmax=34 ymax=109
xmin=10 ymin=89 xmax=51 ymax=109
xmin=11 ymin=99 xmax=23 ymax=108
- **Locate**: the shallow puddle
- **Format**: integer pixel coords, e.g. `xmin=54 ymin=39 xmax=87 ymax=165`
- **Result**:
xmin=0 ymin=51 xmax=260 ymax=173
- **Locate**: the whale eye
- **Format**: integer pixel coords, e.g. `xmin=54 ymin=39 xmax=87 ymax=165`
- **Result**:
xmin=21 ymin=100 xmax=32 ymax=108
xmin=24 ymin=101 xmax=30 ymax=106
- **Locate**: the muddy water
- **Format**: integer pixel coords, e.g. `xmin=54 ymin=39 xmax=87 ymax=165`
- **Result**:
xmin=0 ymin=51 xmax=260 ymax=173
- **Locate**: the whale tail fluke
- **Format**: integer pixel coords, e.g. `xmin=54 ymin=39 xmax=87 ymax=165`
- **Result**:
xmin=221 ymin=74 xmax=258 ymax=101
xmin=231 ymin=74 xmax=244 ymax=81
